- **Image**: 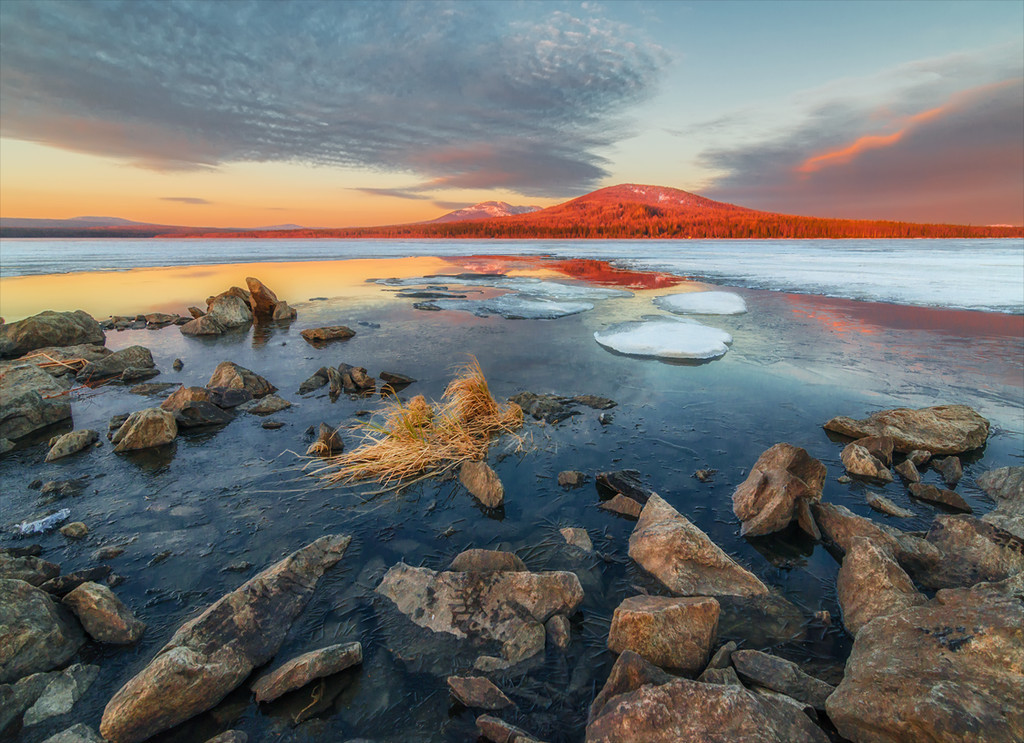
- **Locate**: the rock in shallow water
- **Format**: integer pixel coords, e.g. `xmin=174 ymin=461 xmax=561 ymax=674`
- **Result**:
xmin=836 ymin=537 xmax=926 ymax=636
xmin=840 ymin=442 xmax=893 ymax=482
xmin=732 ymin=443 xmax=826 ymax=537
xmin=206 ymin=361 xmax=276 ymax=398
xmin=731 ymin=650 xmax=834 ymax=711
xmin=22 ymin=663 xmax=99 ymax=727
xmin=76 ymin=345 xmax=155 ymax=384
xmin=111 ymin=408 xmax=177 ymax=452
xmin=0 ymin=310 xmax=104 ymax=359
xmin=823 ymin=404 xmax=989 ymax=454
xmin=45 ymin=429 xmax=98 ymax=462
xmin=607 ymin=595 xmax=719 ymax=674
xmin=251 ymin=641 xmax=362 ymax=703
xmin=459 ymin=460 xmax=504 ymax=508
xmin=62 ymin=581 xmax=146 ymax=644
xmin=447 ymin=675 xmax=514 ymax=710
xmin=0 ymin=579 xmax=85 ymax=683
xmin=0 ymin=363 xmax=72 ymax=440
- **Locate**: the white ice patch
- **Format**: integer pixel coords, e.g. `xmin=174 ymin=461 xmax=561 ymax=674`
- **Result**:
xmin=654 ymin=291 xmax=747 ymax=315
xmin=377 ymin=275 xmax=631 ymax=301
xmin=594 ymin=318 xmax=733 ymax=360
xmin=431 ymin=295 xmax=594 ymax=319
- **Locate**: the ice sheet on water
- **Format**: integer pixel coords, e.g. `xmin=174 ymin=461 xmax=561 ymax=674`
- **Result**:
xmin=377 ymin=275 xmax=631 ymax=301
xmin=429 ymin=294 xmax=594 ymax=319
xmin=594 ymin=317 xmax=733 ymax=360
xmin=654 ymin=290 xmax=747 ymax=315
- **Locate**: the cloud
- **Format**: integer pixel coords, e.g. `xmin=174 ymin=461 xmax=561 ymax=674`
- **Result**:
xmin=161 ymin=196 xmax=212 ymax=205
xmin=351 ymin=187 xmax=432 ymax=201
xmin=0 ymin=0 xmax=665 ymax=196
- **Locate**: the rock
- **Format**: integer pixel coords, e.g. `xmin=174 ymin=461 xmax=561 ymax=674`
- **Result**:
xmin=630 ymin=493 xmax=769 ymax=597
xmin=20 ymin=344 xmax=111 ymax=378
xmin=477 ymin=715 xmax=542 ymax=743
xmin=450 ymin=549 xmax=526 ymax=572
xmin=0 ymin=310 xmax=104 ymax=358
xmin=0 ymin=363 xmax=72 ymax=440
xmin=174 ymin=401 xmax=234 ymax=428
xmin=240 ymin=393 xmax=291 ymax=416
xmin=559 ymin=527 xmax=593 ymax=552
xmin=39 ymin=478 xmax=82 ymax=501
xmin=39 ymin=723 xmax=106 ymax=743
xmin=60 ymin=522 xmax=88 ymax=539
xmin=271 ymin=300 xmax=296 ymax=321
xmin=894 ymin=458 xmax=921 ymax=483
xmin=62 ymin=581 xmax=146 ymax=644
xmin=23 ymin=663 xmax=99 ymax=727
xmin=187 ymin=307 xmax=205 ymax=319
xmin=206 ymin=386 xmax=252 ymax=408
xmin=826 ymin=576 xmax=1024 ymax=743
xmin=379 ymin=370 xmax=415 ymax=386
xmin=0 ymin=437 xmax=13 ymax=455
xmin=907 ymin=448 xmax=932 ymax=466
xmin=607 ymin=595 xmax=719 ymax=673
xmin=207 ymin=361 xmax=276 ymax=398
xmin=730 ymin=650 xmax=834 ymax=711
xmin=160 ymin=385 xmax=213 ymax=411
xmin=837 ymin=537 xmax=927 ymax=636
xmin=545 ymin=614 xmax=571 ymax=649
xmin=447 ymin=675 xmax=514 ymax=709
xmin=45 ymin=429 xmax=98 ymax=462
xmin=40 ymin=566 xmax=113 ymax=597
xmin=732 ymin=443 xmax=826 ymax=536
xmin=251 ymin=641 xmax=362 ymax=703
xmin=596 ymin=469 xmax=654 ymax=505
xmin=0 ymin=579 xmax=85 ymax=683
xmin=557 ymin=470 xmax=587 ymax=488
xmin=908 ymin=482 xmax=972 ymax=512
xmin=510 ymin=391 xmax=581 ymax=423
xmin=203 ymin=732 xmax=247 ymax=743
xmin=705 ymin=640 xmax=737 ymax=670
xmin=143 ymin=312 xmax=177 ymax=327
xmin=297 ymin=367 xmax=330 ymax=394
xmin=866 ymin=493 xmax=915 ymax=518
xmin=916 ymin=515 xmax=1024 ymax=590
xmin=0 ymin=554 xmax=60 ymax=586
xmin=338 ymin=363 xmax=375 ymax=393
xmin=76 ymin=345 xmax=155 ymax=384
xmin=179 ymin=315 xmax=226 ymax=336
xmin=824 ymin=404 xmax=990 ymax=454
xmin=99 ymin=534 xmax=351 ymax=743
xmin=933 ymin=455 xmax=963 ymax=488
xmin=978 ymin=466 xmax=1024 ymax=539
xmin=120 ymin=366 xmax=158 ymax=383
xmin=261 ymin=420 xmax=283 ymax=430
xmin=206 ymin=294 xmax=253 ymax=329
xmin=111 ymin=408 xmax=177 ymax=452
xmin=694 ymin=468 xmax=717 ymax=482
xmin=93 ymin=546 xmax=125 ymax=560
xmin=699 ymin=665 xmax=743 ymax=685
xmin=599 ymin=494 xmax=642 ymax=519
xmin=300 ymin=326 xmax=355 ymax=344
xmin=307 ymin=422 xmax=343 ymax=456
xmin=1 ymin=670 xmax=55 ymax=733
xmin=588 ymin=650 xmax=674 ymax=723
xmin=840 ymin=442 xmax=893 ymax=482
xmin=460 ymin=460 xmax=504 ymax=508
xmin=375 ymin=562 xmax=583 ymax=663
xmin=172 ymin=358 xmax=184 ymax=370
xmin=245 ymin=277 xmax=279 ymax=318
xmin=714 ymin=592 xmax=806 ymax=646
xmin=586 ymin=678 xmax=830 ymax=743
xmin=852 ymin=435 xmax=895 ymax=465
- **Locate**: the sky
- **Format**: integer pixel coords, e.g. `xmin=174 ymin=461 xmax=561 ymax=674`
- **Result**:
xmin=1 ymin=0 xmax=1021 ymax=228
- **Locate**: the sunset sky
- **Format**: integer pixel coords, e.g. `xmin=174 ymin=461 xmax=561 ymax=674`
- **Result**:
xmin=1 ymin=0 xmax=1021 ymax=228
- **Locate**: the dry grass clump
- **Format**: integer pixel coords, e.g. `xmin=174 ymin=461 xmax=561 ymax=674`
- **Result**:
xmin=23 ymin=351 xmax=89 ymax=373
xmin=308 ymin=358 xmax=522 ymax=489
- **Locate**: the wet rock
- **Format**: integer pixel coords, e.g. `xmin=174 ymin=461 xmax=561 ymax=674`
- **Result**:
xmin=245 ymin=277 xmax=279 ymax=318
xmin=559 ymin=527 xmax=593 ymax=552
xmin=732 ymin=443 xmax=826 ymax=536
xmin=977 ymin=466 xmax=1024 ymax=539
xmin=852 ymin=435 xmax=895 ymax=465
xmin=715 ymin=592 xmax=806 ymax=646
xmin=894 ymin=458 xmax=921 ymax=483
xmin=596 ymin=469 xmax=654 ymax=505
xmin=730 ymin=650 xmax=834 ymax=711
xmin=459 ymin=460 xmax=504 ymax=508
xmin=207 ymin=361 xmax=276 ymax=398
xmin=698 ymin=665 xmax=743 ymax=685
xmin=630 ymin=493 xmax=769 ymax=597
xmin=45 ymin=429 xmax=99 ymax=462
xmin=0 ymin=579 xmax=85 ymax=683
xmin=588 ymin=649 xmax=674 ymax=723
xmin=172 ymin=357 xmax=184 ymax=370
xmin=450 ymin=549 xmax=526 ymax=572
xmin=99 ymin=534 xmax=351 ymax=743
xmin=447 ymin=675 xmax=514 ymax=709
xmin=77 ymin=345 xmax=155 ymax=384
xmin=545 ymin=614 xmax=571 ymax=649
xmin=297 ymin=367 xmax=330 ymax=394
xmin=824 ymin=404 xmax=990 ymax=454
xmin=271 ymin=301 xmax=296 ymax=321
xmin=379 ymin=370 xmax=416 ymax=387
xmin=375 ymin=562 xmax=583 ymax=663
xmin=598 ymin=494 xmax=642 ymax=519
xmin=60 ymin=522 xmax=88 ymax=539
xmin=509 ymin=392 xmax=580 ymax=424
xmin=306 ymin=422 xmax=343 ymax=457
xmin=586 ymin=678 xmax=829 ymax=743
xmin=0 ymin=554 xmax=60 ymax=586
xmin=0 ymin=310 xmax=104 ymax=359
xmin=837 ymin=537 xmax=926 ymax=636
xmin=608 ymin=595 xmax=719 ymax=674
xmin=300 ymin=326 xmax=355 ymax=344
xmin=179 ymin=315 xmax=227 ymax=336
xmin=40 ymin=566 xmax=113 ymax=597
xmin=0 ymin=363 xmax=72 ymax=440
xmin=203 ymin=732 xmax=247 ymax=743
xmin=120 ymin=366 xmax=159 ymax=383
xmin=826 ymin=575 xmax=1024 ymax=743
xmin=111 ymin=408 xmax=177 ymax=452
xmin=1 ymin=670 xmax=54 ymax=733
xmin=251 ymin=641 xmax=362 ymax=703
xmin=93 ymin=546 xmax=125 ymax=561
xmin=174 ymin=401 xmax=234 ymax=429
xmin=558 ymin=470 xmax=586 ymax=488
xmin=575 ymin=394 xmax=616 ymax=410
xmin=908 ymin=481 xmax=972 ymax=512
xmin=694 ymin=468 xmax=717 ymax=482
xmin=916 ymin=515 xmax=1024 ymax=590
xmin=240 ymin=393 xmax=291 ymax=416
xmin=23 ymin=663 xmax=99 ymax=727
xmin=143 ymin=312 xmax=177 ymax=327
xmin=840 ymin=442 xmax=893 ymax=482
xmin=338 ymin=363 xmax=375 ymax=393
xmin=934 ymin=455 xmax=963 ymax=488
xmin=261 ymin=420 xmax=283 ymax=430
xmin=866 ymin=493 xmax=915 ymax=518
xmin=206 ymin=294 xmax=253 ymax=329
xmin=40 ymin=724 xmax=106 ymax=743
xmin=62 ymin=581 xmax=146 ymax=644
xmin=477 ymin=715 xmax=543 ymax=743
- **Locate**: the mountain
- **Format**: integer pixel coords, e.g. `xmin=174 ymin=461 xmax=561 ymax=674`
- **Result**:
xmin=0 ymin=216 xmax=151 ymax=229
xmin=0 ymin=216 xmax=305 ymax=237
xmin=427 ymin=201 xmax=540 ymax=223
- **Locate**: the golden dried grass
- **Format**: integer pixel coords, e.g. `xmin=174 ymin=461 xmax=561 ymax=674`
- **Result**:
xmin=308 ymin=358 xmax=522 ymax=489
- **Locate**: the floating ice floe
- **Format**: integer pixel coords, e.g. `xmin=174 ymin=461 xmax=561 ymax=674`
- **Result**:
xmin=16 ymin=508 xmax=71 ymax=535
xmin=594 ymin=317 xmax=733 ymax=360
xmin=653 ymin=290 xmax=747 ymax=315
xmin=428 ymin=295 xmax=594 ymax=320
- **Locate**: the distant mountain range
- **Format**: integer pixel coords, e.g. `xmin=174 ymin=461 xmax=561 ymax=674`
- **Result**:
xmin=1 ymin=185 xmax=1020 ymax=239
xmin=0 ymin=216 xmax=304 ymax=236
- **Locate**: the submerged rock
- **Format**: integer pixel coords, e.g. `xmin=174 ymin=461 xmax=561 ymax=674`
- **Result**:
xmin=450 ymin=549 xmax=526 ymax=573
xmin=99 ymin=534 xmax=351 ymax=743
xmin=866 ymin=493 xmax=915 ymax=518
xmin=111 ymin=408 xmax=177 ymax=452
xmin=251 ymin=641 xmax=362 ymax=703
xmin=62 ymin=581 xmax=146 ymax=644
xmin=0 ymin=310 xmax=104 ymax=359
xmin=300 ymin=326 xmax=355 ymax=344
xmin=607 ymin=595 xmax=719 ymax=674
xmin=477 ymin=715 xmax=543 ymax=743
xmin=558 ymin=470 xmax=587 ymax=488
xmin=559 ymin=527 xmax=593 ymax=552
xmin=732 ymin=443 xmax=826 ymax=537
xmin=630 ymin=493 xmax=769 ymax=597
xmin=836 ymin=537 xmax=926 ymax=636
xmin=824 ymin=404 xmax=990 ymax=454
xmin=39 ymin=724 xmax=106 ymax=743
xmin=447 ymin=675 xmax=513 ymax=710
xmin=207 ymin=361 xmax=276 ymax=398
xmin=0 ymin=579 xmax=85 ymax=683
xmin=44 ymin=429 xmax=98 ymax=462
xmin=459 ymin=460 xmax=504 ymax=508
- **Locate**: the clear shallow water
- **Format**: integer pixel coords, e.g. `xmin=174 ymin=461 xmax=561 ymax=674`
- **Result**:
xmin=0 ymin=257 xmax=1022 ymax=742
xmin=2 ymin=237 xmax=1022 ymax=313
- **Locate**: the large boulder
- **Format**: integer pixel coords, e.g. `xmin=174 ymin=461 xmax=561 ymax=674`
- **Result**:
xmin=826 ymin=574 xmax=1024 ymax=743
xmin=586 ymin=678 xmax=829 ymax=743
xmin=629 ymin=493 xmax=769 ymax=597
xmin=588 ymin=650 xmax=673 ymax=723
xmin=732 ymin=443 xmax=826 ymax=536
xmin=99 ymin=534 xmax=351 ymax=743
xmin=977 ymin=466 xmax=1024 ymax=539
xmin=607 ymin=595 xmax=719 ymax=674
xmin=206 ymin=294 xmax=253 ymax=329
xmin=111 ymin=408 xmax=177 ymax=452
xmin=730 ymin=650 xmax=835 ymax=711
xmin=0 ymin=310 xmax=104 ymax=359
xmin=76 ymin=346 xmax=155 ymax=384
xmin=824 ymin=405 xmax=990 ymax=454
xmin=836 ymin=537 xmax=926 ymax=636
xmin=915 ymin=515 xmax=1024 ymax=590
xmin=0 ymin=363 xmax=72 ymax=440
xmin=0 ymin=579 xmax=85 ymax=683
xmin=207 ymin=361 xmax=276 ymax=398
